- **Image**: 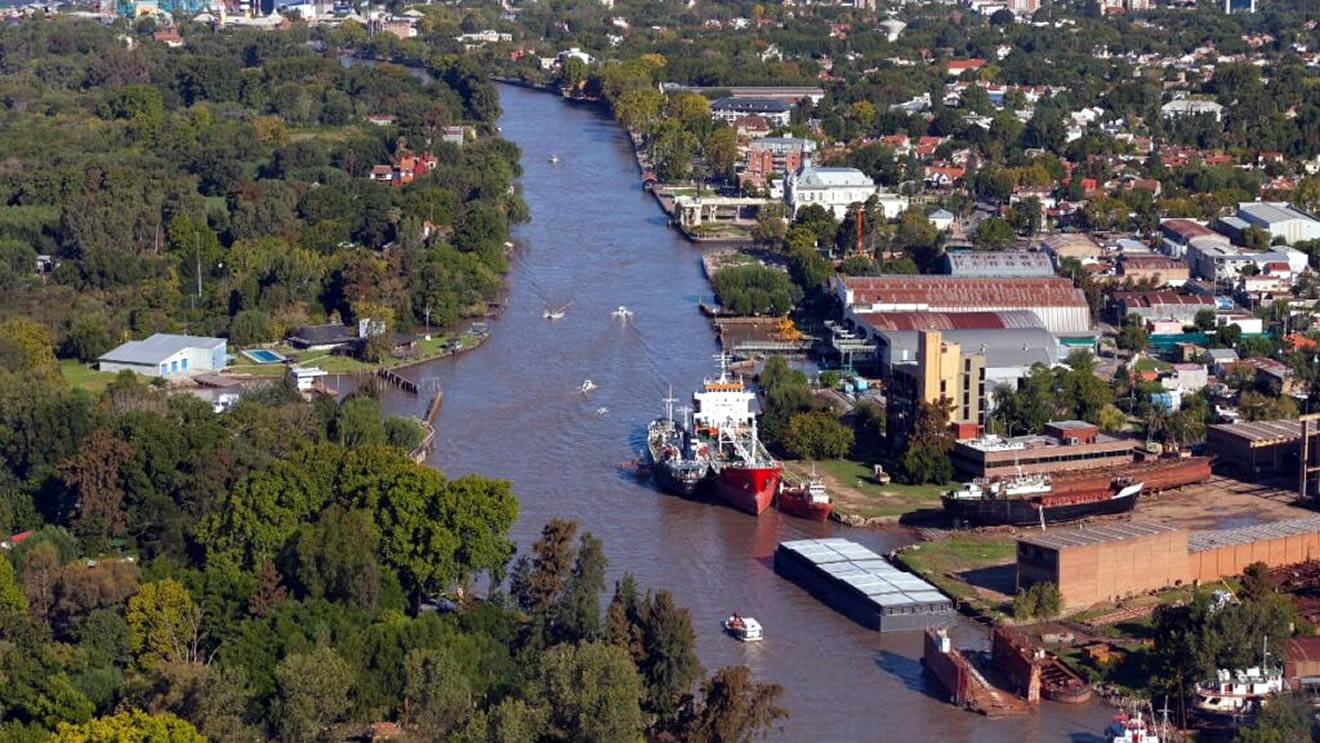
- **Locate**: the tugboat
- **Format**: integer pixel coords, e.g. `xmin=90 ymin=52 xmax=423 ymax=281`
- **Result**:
xmin=644 ymin=389 xmax=710 ymax=497
xmin=942 ymin=472 xmax=1143 ymax=526
xmin=777 ymin=467 xmax=833 ymax=522
xmin=691 ymin=356 xmax=781 ymax=516
xmin=722 ymin=612 xmax=763 ymax=642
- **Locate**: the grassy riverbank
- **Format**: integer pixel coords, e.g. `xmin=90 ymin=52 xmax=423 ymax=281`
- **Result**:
xmin=894 ymin=533 xmax=1019 ymax=616
xmin=787 ymin=459 xmax=949 ymax=521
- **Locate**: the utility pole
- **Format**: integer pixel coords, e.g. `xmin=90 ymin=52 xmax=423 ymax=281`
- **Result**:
xmin=424 ymin=303 xmax=432 ymax=336
xmin=195 ymin=231 xmax=202 ymax=301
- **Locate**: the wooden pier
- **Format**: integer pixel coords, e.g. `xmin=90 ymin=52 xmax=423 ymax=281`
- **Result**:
xmin=376 ymin=367 xmax=418 ymax=394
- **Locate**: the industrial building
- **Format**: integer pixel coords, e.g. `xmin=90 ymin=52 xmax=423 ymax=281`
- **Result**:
xmin=1117 ymin=255 xmax=1190 ymax=287
xmin=1017 ymin=522 xmax=1189 ymax=611
xmin=1160 ymin=218 xmax=1231 ymax=259
xmin=886 ymin=330 xmax=985 ymax=441
xmin=952 ymin=421 xmax=1135 ymax=479
xmin=1110 ymin=290 xmax=1215 ymax=324
xmin=1221 ymin=202 xmax=1320 ymax=246
xmin=1205 ymin=419 xmax=1301 ymax=475
xmin=833 ymin=275 xmax=1091 ymax=334
xmin=98 ymin=334 xmax=227 ymax=377
xmin=1040 ymin=233 xmax=1102 ymax=262
xmin=941 ymin=251 xmax=1055 ymax=277
xmin=1017 ymin=514 xmax=1320 ymax=610
xmin=873 ymin=327 xmax=1059 ymax=389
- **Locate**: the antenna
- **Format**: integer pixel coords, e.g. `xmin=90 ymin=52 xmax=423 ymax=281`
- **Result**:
xmin=663 ymin=384 xmax=677 ymax=421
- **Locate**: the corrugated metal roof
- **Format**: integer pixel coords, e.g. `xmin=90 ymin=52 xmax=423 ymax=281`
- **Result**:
xmin=99 ymin=333 xmax=225 ymax=365
xmin=881 ymin=328 xmax=1061 ymax=369
xmin=854 ymin=310 xmax=1045 ymax=333
xmin=1207 ymin=419 xmax=1300 ymax=445
xmin=943 ymin=251 xmax=1055 ymax=278
xmin=1018 ymin=521 xmax=1181 ymax=551
xmin=841 ymin=276 xmax=1086 ymax=309
xmin=1188 ymin=516 xmax=1320 ymax=552
xmin=1240 ymin=202 xmax=1315 ymax=226
xmin=1288 ymin=637 xmax=1320 ymax=665
xmin=1112 ymin=291 xmax=1215 ymax=308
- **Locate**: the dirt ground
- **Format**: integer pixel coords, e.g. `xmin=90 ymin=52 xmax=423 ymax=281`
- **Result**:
xmin=1135 ymin=474 xmax=1316 ymax=531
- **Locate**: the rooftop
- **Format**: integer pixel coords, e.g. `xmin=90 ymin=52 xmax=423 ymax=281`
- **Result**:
xmin=794 ymin=167 xmax=875 ymax=188
xmin=1239 ymin=201 xmax=1318 ymax=226
xmin=883 ymin=327 xmax=1061 ymax=369
xmin=710 ymin=97 xmax=791 ymax=113
xmin=1207 ymin=419 xmax=1301 ymax=445
xmin=99 ymin=334 xmax=225 ymax=366
xmin=1161 ymin=219 xmax=1221 ymax=241
xmin=1019 ymin=521 xmax=1181 ymax=551
xmin=778 ymin=538 xmax=949 ymax=608
xmin=840 ymin=275 xmax=1087 ymax=310
xmin=1112 ymin=290 xmax=1215 ymax=308
xmin=957 ymin=428 xmax=1126 ymax=453
xmin=854 ymin=310 xmax=1045 ymax=333
xmin=942 ymin=250 xmax=1055 ymax=277
xmin=1188 ymin=515 xmax=1320 ymax=552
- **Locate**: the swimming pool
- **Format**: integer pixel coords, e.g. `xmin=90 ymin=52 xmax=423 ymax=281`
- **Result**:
xmin=241 ymin=349 xmax=288 ymax=364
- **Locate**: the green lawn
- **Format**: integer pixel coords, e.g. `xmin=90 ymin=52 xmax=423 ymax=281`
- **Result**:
xmin=60 ymin=359 xmax=119 ymax=393
xmin=809 ymin=459 xmax=949 ymax=519
xmin=1131 ymin=357 xmax=1172 ymax=372
xmin=226 ymin=335 xmax=479 ymax=377
xmin=894 ymin=533 xmax=1019 ymax=608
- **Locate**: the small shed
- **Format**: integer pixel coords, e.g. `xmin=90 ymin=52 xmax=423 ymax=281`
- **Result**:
xmin=287 ymin=365 xmax=327 ymax=392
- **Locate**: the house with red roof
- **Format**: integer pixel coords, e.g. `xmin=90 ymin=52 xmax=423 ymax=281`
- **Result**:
xmin=946 ymin=58 xmax=986 ymax=77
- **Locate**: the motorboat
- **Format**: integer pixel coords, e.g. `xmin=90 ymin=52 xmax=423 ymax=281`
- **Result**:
xmin=544 ymin=308 xmax=566 ymax=320
xmin=580 ymin=380 xmax=596 ymax=393
xmin=548 ymin=154 xmax=559 ymax=164
xmin=723 ymin=614 xmax=762 ymax=642
xmin=596 ymin=406 xmax=609 ymax=415
xmin=611 ymin=305 xmax=633 ymax=318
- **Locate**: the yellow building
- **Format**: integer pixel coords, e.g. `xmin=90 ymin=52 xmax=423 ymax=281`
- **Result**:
xmin=888 ymin=329 xmax=985 ymax=439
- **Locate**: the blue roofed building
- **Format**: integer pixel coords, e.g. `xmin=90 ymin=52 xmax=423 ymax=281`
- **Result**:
xmin=98 ymin=334 xmax=227 ymax=377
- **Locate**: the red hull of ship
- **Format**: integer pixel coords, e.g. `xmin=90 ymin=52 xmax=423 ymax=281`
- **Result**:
xmin=712 ymin=465 xmax=781 ymax=516
xmin=776 ymin=491 xmax=833 ymax=522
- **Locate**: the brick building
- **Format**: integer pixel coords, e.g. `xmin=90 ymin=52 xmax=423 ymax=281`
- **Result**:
xmin=952 ymin=421 xmax=1135 ymax=479
xmin=1016 ymin=522 xmax=1190 ymax=610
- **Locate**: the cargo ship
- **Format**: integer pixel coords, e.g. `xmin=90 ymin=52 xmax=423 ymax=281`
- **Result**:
xmin=691 ymin=358 xmax=781 ymax=516
xmin=942 ymin=473 xmax=1143 ymax=526
xmin=777 ymin=470 xmax=833 ymax=522
xmin=644 ymin=405 xmax=709 ymax=497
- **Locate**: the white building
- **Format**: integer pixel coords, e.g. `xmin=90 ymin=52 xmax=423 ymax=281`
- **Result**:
xmin=1160 ymin=98 xmax=1224 ymax=122
xmin=98 ymin=334 xmax=227 ymax=377
xmin=785 ymin=166 xmax=892 ymax=220
xmin=1232 ymin=202 xmax=1320 ymax=246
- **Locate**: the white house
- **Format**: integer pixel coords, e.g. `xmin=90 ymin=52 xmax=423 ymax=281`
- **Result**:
xmin=1233 ymin=202 xmax=1320 ymax=245
xmin=928 ymin=209 xmax=955 ymax=232
xmin=785 ymin=166 xmax=885 ymax=220
xmin=1160 ymin=98 xmax=1224 ymax=122
xmin=98 ymin=334 xmax=226 ymax=377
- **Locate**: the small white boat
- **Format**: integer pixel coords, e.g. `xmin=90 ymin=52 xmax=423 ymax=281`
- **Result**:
xmin=595 ymin=406 xmax=609 ymax=415
xmin=580 ymin=379 xmax=596 ymax=393
xmin=548 ymin=154 xmax=559 ymax=164
xmin=544 ymin=309 xmax=566 ymax=320
xmin=723 ymin=614 xmax=762 ymax=642
xmin=611 ymin=305 xmax=633 ymax=318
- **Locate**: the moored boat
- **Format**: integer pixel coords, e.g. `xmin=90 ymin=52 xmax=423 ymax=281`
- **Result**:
xmin=942 ymin=473 xmax=1142 ymax=526
xmin=1105 ymin=712 xmax=1161 ymax=743
xmin=1193 ymin=665 xmax=1285 ymax=722
xmin=644 ymin=390 xmax=710 ymax=498
xmin=777 ymin=469 xmax=833 ymax=522
xmin=691 ymin=357 xmax=781 ymax=516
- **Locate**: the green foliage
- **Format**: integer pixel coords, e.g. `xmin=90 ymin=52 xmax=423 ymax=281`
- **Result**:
xmin=384 ymin=416 xmax=425 ymax=451
xmin=710 ymin=265 xmax=801 ymax=316
xmin=1233 ymin=693 xmax=1316 ymax=743
xmin=0 ymin=557 xmax=25 ymax=615
xmin=1117 ymin=314 xmax=1149 ymax=354
xmin=276 ymin=647 xmax=354 ymax=743
xmin=758 ymin=357 xmax=815 ymax=448
xmin=782 ymin=411 xmax=854 ymax=460
xmin=529 ymin=642 xmax=644 ymax=743
xmin=52 ymin=710 xmax=204 ymax=743
xmin=897 ymin=400 xmax=954 ymax=485
xmin=1012 ymin=582 xmax=1062 ymax=620
xmin=676 ymin=665 xmax=788 ymax=743
xmin=125 ymin=580 xmax=204 ymax=668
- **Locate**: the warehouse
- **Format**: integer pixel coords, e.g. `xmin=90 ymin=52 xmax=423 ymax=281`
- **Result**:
xmin=1205 ymin=419 xmax=1301 ymax=476
xmin=98 ymin=334 xmax=227 ymax=377
xmin=1016 ymin=522 xmax=1191 ymax=610
xmin=833 ymin=275 xmax=1091 ymax=334
xmin=941 ymin=251 xmax=1055 ymax=277
xmin=1187 ymin=516 xmax=1320 ymax=581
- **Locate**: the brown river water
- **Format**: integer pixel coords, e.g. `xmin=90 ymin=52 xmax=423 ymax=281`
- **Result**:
xmin=380 ymin=82 xmax=1116 ymax=742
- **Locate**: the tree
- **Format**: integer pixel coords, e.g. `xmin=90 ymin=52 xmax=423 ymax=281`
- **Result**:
xmin=1241 ymin=561 xmax=1273 ymax=602
xmin=1013 ymin=582 xmax=1061 ymax=619
xmin=636 ymin=590 xmax=703 ymax=720
xmin=1116 ymin=314 xmax=1149 ymax=354
xmin=1194 ymin=309 xmax=1217 ymax=331
xmin=286 ymin=505 xmax=381 ymax=610
xmin=1234 ymin=693 xmax=1316 ymax=743
xmin=0 ymin=555 xmax=25 ymax=614
xmin=229 ymin=309 xmax=273 ymax=347
xmin=511 ymin=518 xmax=577 ymax=613
xmin=703 ymin=126 xmax=738 ymax=181
xmin=53 ymin=710 xmax=205 ymax=743
xmin=58 ymin=428 xmax=134 ymax=548
xmin=782 ymin=411 xmax=854 ymax=460
xmin=552 ymin=532 xmax=607 ymax=645
xmin=276 ymin=647 xmax=355 ymax=743
xmin=125 ymin=579 xmax=205 ymax=668
xmin=897 ymin=400 xmax=954 ymax=485
xmin=0 ymin=316 xmax=58 ymax=377
xmin=973 ymin=217 xmax=1015 ymax=250
xmin=677 ymin=665 xmax=788 ymax=743
xmin=332 ymin=396 xmax=387 ymax=449
xmin=530 ymin=641 xmax=644 ymax=743
xmin=403 ymin=647 xmax=470 ymax=737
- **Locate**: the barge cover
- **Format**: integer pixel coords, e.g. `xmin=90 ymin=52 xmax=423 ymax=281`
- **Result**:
xmin=774 ymin=538 xmax=955 ymax=631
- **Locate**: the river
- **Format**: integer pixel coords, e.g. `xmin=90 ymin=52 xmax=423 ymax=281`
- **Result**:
xmin=384 ymin=82 xmax=1114 ymax=742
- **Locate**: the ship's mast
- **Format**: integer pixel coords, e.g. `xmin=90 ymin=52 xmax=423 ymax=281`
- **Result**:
xmin=663 ymin=384 xmax=677 ymax=422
